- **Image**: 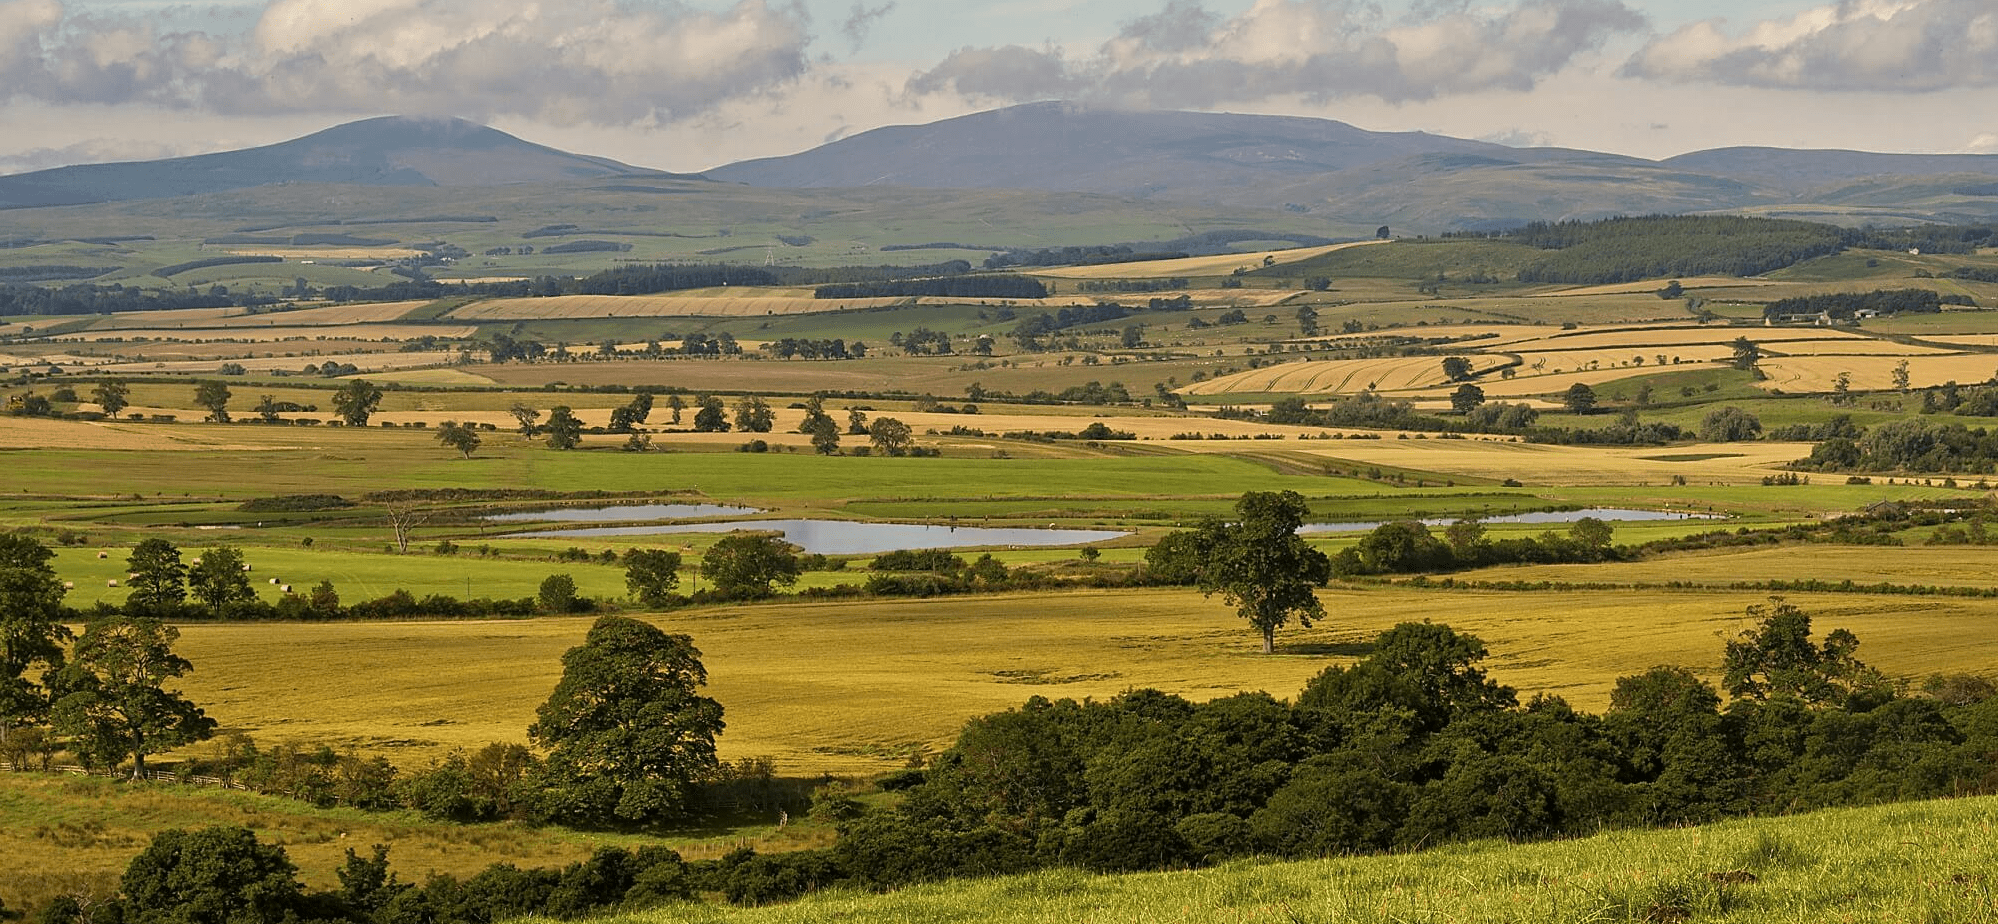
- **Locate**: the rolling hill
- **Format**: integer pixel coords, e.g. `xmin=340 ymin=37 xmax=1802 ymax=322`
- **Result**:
xmin=709 ymin=102 xmax=1998 ymax=229
xmin=0 ymin=116 xmax=672 ymax=210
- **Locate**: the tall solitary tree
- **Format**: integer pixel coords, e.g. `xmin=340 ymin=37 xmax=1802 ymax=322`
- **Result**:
xmin=332 ymin=379 xmax=384 ymax=427
xmin=0 ymin=534 xmax=70 ymax=746
xmin=868 ymin=417 xmax=913 ymax=456
xmin=508 ymin=403 xmax=541 ymax=436
xmin=544 ymin=406 xmax=583 ymax=450
xmin=92 ymin=381 xmax=130 ymax=417
xmin=437 ymin=421 xmax=482 ymax=458
xmin=733 ymin=396 xmax=774 ymax=433
xmin=1172 ymin=491 xmax=1332 ymax=654
xmin=692 ymin=395 xmax=728 ymax=432
xmin=528 ymin=615 xmax=724 ymax=824
xmin=51 ymin=617 xmax=216 ymax=778
xmin=193 ymin=382 xmax=231 ymax=423
xmin=1561 ymin=383 xmax=1598 ymax=415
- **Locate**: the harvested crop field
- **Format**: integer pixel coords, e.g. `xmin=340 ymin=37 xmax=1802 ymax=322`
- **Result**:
xmin=1180 ymin=355 xmax=1511 ymax=396
xmin=51 ymin=324 xmax=476 ymax=342
xmin=1757 ymin=354 xmax=1998 ymax=392
xmin=94 ymin=350 xmax=460 ymax=375
xmin=224 ymin=247 xmax=424 ymax=259
xmin=1035 ymin=240 xmax=1389 ymax=279
xmin=0 ymin=417 xmax=279 ymax=451
xmin=447 ymin=294 xmax=910 ymax=319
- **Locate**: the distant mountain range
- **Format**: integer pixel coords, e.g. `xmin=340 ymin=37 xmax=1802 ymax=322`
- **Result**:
xmin=0 ymin=116 xmax=664 ymax=210
xmin=9 ymin=103 xmax=1998 ymax=230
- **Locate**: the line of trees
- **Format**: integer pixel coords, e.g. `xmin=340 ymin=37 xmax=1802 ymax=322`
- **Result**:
xmin=814 ymin=276 xmax=1048 ymax=299
xmin=1761 ymin=288 xmax=1970 ymax=320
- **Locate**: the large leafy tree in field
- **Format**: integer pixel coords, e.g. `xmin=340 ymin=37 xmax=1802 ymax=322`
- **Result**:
xmin=1171 ymin=491 xmax=1332 ymax=654
xmin=529 ymin=615 xmax=724 ymax=824
xmin=0 ymin=534 xmax=70 ymax=744
xmin=51 ymin=617 xmax=216 ymax=778
xmin=186 ymin=546 xmax=254 ymax=612
xmin=126 ymin=538 xmax=186 ymax=616
xmin=699 ymin=535 xmax=800 ymax=600
xmin=332 ymin=379 xmax=383 ymax=426
xmin=192 ymin=382 xmax=231 ymax=423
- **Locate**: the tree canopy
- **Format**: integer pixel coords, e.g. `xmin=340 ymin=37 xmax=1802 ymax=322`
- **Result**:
xmin=527 ymin=615 xmax=724 ymax=824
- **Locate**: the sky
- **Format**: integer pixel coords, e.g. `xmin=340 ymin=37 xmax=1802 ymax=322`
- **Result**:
xmin=2 ymin=0 xmax=1997 ymax=175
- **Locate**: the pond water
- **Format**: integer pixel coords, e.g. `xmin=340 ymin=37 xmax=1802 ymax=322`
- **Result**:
xmin=484 ymin=503 xmax=761 ymax=523
xmin=1298 ymin=507 xmax=1720 ymax=534
xmin=505 ymin=518 xmax=1132 ymax=555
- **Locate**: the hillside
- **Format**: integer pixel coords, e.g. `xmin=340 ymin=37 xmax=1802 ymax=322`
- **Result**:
xmin=565 ymin=795 xmax=1998 ymax=923
xmin=0 ymin=116 xmax=665 ymax=209
xmin=709 ymin=102 xmax=1998 ymax=229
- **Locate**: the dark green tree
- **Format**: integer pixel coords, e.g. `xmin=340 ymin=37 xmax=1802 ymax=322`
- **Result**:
xmin=1698 ymin=406 xmax=1762 ymax=442
xmin=733 ymin=396 xmax=775 ymax=433
xmin=437 ymin=420 xmax=482 ymax=458
xmin=332 ymin=379 xmax=383 ymax=427
xmin=528 ymin=615 xmax=724 ymax=824
xmin=120 ymin=826 xmax=303 ymax=924
xmin=193 ymin=382 xmax=231 ymax=423
xmin=623 ymin=549 xmax=683 ymax=607
xmin=699 ymin=535 xmax=801 ymax=600
xmin=1441 ymin=356 xmax=1474 ymax=382
xmin=1722 ymin=597 xmax=1891 ymax=708
xmin=1193 ymin=491 xmax=1332 ymax=654
xmin=692 ymin=395 xmax=729 ymax=432
xmin=868 ymin=417 xmax=913 ymax=456
xmin=51 ymin=617 xmax=216 ymax=778
xmin=186 ymin=546 xmax=254 ymax=613
xmin=92 ymin=380 xmax=130 ymax=417
xmin=544 ymin=406 xmax=583 ymax=450
xmin=126 ymin=538 xmax=186 ymax=616
xmin=0 ymin=534 xmax=69 ymax=745
xmin=1730 ymin=336 xmax=1761 ymax=371
xmin=1561 ymin=382 xmax=1598 ymax=414
xmin=1450 ymin=383 xmax=1485 ymax=413
xmin=539 ymin=574 xmax=582 ymax=613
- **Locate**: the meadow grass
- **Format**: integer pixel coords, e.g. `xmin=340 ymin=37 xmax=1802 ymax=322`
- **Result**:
xmin=159 ymin=587 xmax=1998 ymax=776
xmin=558 ymin=794 xmax=1998 ymax=924
xmin=0 ymin=772 xmax=826 ymax=914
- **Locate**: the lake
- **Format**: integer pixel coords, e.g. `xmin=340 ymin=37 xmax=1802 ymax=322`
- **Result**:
xmin=1298 ymin=507 xmax=1721 ymax=534
xmin=504 ymin=518 xmax=1131 ymax=555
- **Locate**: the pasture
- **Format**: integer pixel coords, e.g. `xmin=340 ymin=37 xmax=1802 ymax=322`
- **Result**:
xmin=570 ymin=794 xmax=1998 ymax=924
xmin=155 ymin=586 xmax=1998 ymax=776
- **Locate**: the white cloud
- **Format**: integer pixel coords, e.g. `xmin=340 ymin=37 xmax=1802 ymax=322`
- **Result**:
xmin=0 ymin=0 xmax=816 ymax=125
xmin=908 ymin=0 xmax=1647 ymax=108
xmin=1623 ymin=0 xmax=1998 ymax=91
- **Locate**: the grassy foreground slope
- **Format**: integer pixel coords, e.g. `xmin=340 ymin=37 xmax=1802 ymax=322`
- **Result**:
xmin=562 ymin=795 xmax=1998 ymax=924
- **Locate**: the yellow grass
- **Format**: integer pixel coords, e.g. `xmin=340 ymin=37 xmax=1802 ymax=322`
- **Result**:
xmin=1035 ymin=240 xmax=1390 ymax=279
xmin=1486 ymin=545 xmax=1998 ymax=589
xmin=1548 ymin=276 xmax=1776 ymax=296
xmin=203 ymin=301 xmax=434 ymax=327
xmin=448 ymin=294 xmax=910 ymax=320
xmin=0 ymin=417 xmax=280 ymax=451
xmin=1179 ymin=355 xmax=1509 ymax=396
xmin=50 ymin=324 xmax=476 ymax=342
xmin=1509 ymin=346 xmax=1733 ymax=372
xmin=1160 ymin=437 xmax=1808 ymax=485
xmin=1757 ymin=354 xmax=1998 ymax=392
xmin=1757 ymin=339 xmax=1960 ymax=356
xmin=95 ymin=350 xmax=460 ymax=375
xmin=1518 ymin=326 xmax=1875 ymax=350
xmin=225 ymin=247 xmax=425 ymax=259
xmin=1304 ymin=324 xmax=1563 ymax=347
xmin=163 ymin=586 xmax=1998 ymax=776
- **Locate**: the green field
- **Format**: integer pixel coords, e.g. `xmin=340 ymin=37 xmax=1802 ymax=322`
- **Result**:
xmin=557 ymin=794 xmax=1998 ymax=924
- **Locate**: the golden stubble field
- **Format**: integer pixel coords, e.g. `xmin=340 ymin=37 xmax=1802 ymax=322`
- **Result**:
xmin=164 ymin=586 xmax=1997 ymax=778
